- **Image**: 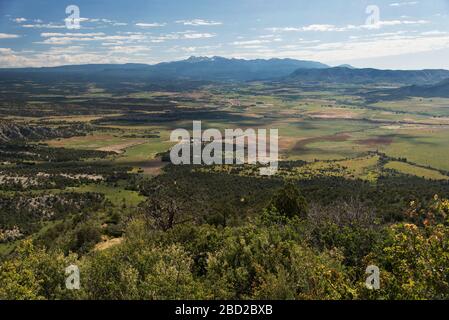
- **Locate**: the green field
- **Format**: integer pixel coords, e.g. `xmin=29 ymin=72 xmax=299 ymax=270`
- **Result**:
xmin=67 ymin=184 xmax=146 ymax=207
xmin=8 ymin=80 xmax=449 ymax=181
xmin=385 ymin=161 xmax=449 ymax=181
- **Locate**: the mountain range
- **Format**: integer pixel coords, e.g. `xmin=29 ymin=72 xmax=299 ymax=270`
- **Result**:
xmin=1 ymin=56 xmax=449 ymax=87
xmin=0 ymin=56 xmax=328 ymax=82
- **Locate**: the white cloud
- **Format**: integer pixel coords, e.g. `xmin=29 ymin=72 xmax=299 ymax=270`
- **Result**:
xmin=135 ymin=22 xmax=166 ymax=28
xmin=150 ymin=34 xmax=179 ymax=42
xmin=228 ymin=33 xmax=449 ymax=65
xmin=13 ymin=17 xmax=27 ymax=23
xmin=302 ymin=24 xmax=337 ymax=32
xmin=72 ymin=18 xmax=129 ymax=27
xmin=41 ymin=32 xmax=105 ymax=38
xmin=146 ymin=31 xmax=217 ymax=42
xmin=390 ymin=2 xmax=419 ymax=7
xmin=3 ymin=30 xmax=449 ymax=68
xmin=0 ymin=45 xmax=154 ymax=68
xmin=266 ymin=27 xmax=302 ymax=32
xmin=0 ymin=49 xmax=32 ymax=66
xmin=22 ymin=23 xmax=66 ymax=29
xmin=370 ymin=31 xmax=408 ymax=37
xmin=183 ymin=33 xmax=216 ymax=39
xmin=21 ymin=17 xmax=127 ymax=30
xmin=0 ymin=48 xmax=14 ymax=54
xmin=238 ymin=45 xmax=265 ymax=49
xmin=0 ymin=33 xmax=20 ymax=39
xmin=266 ymin=19 xmax=429 ymax=33
xmin=420 ymin=30 xmax=447 ymax=36
xmin=176 ymin=19 xmax=222 ymax=26
xmin=40 ymin=32 xmax=106 ymax=37
xmin=181 ymin=47 xmax=197 ymax=52
xmin=36 ymin=32 xmax=147 ymax=45
xmin=232 ymin=39 xmax=271 ymax=46
xmin=107 ymin=45 xmax=151 ymax=54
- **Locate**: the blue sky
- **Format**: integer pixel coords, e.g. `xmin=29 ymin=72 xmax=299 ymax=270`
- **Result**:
xmin=1 ymin=0 xmax=449 ymax=69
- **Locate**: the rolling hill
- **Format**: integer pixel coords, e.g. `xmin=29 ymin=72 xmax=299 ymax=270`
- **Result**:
xmin=372 ymin=78 xmax=449 ymax=100
xmin=287 ymin=67 xmax=449 ymax=85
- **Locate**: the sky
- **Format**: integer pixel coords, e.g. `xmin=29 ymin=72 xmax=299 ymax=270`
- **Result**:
xmin=1 ymin=0 xmax=449 ymax=69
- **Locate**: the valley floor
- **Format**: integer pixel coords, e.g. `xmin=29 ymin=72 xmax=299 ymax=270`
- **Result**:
xmin=1 ymin=80 xmax=449 ymax=299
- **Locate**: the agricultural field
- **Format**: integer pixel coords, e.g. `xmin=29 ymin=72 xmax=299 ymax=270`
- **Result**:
xmin=384 ymin=161 xmax=449 ymax=181
xmin=3 ymin=78 xmax=449 ymax=178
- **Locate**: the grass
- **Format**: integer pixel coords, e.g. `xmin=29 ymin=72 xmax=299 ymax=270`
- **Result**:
xmin=116 ymin=141 xmax=173 ymax=163
xmin=336 ymin=155 xmax=380 ymax=181
xmin=379 ymin=128 xmax=449 ymax=171
xmin=385 ymin=161 xmax=449 ymax=180
xmin=45 ymin=133 xmax=130 ymax=150
xmin=67 ymin=184 xmax=146 ymax=207
xmin=43 ymin=114 xmax=122 ymax=123
xmin=290 ymin=155 xmax=381 ymax=181
xmin=371 ymin=98 xmax=449 ymax=117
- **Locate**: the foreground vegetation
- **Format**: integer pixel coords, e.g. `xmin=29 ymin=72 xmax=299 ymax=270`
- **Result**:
xmin=1 ymin=179 xmax=449 ymax=300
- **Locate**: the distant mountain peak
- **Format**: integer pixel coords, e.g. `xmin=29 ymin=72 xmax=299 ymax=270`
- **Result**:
xmin=186 ymin=56 xmax=217 ymax=63
xmin=337 ymin=64 xmax=356 ymax=69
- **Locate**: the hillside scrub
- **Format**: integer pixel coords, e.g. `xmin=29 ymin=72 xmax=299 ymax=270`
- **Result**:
xmin=1 ymin=186 xmax=449 ymax=300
